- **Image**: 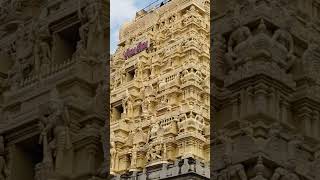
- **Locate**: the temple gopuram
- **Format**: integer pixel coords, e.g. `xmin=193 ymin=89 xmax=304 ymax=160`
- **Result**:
xmin=110 ymin=0 xmax=210 ymax=179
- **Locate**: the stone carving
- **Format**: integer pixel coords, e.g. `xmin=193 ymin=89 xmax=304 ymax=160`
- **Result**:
xmin=271 ymin=20 xmax=296 ymax=70
xmin=0 ymin=137 xmax=9 ymax=180
xmin=271 ymin=161 xmax=299 ymax=180
xmin=110 ymin=0 xmax=209 ymax=177
xmin=146 ymin=143 xmax=167 ymax=162
xmin=15 ymin=23 xmax=34 ymax=74
xmin=301 ymin=38 xmax=320 ymax=81
xmin=210 ymin=1 xmax=320 ymax=180
xmin=33 ymin=18 xmax=51 ymax=73
xmin=311 ymin=146 xmax=320 ymax=179
xmin=78 ymin=0 xmax=103 ymax=58
xmin=130 ymin=145 xmax=138 ymax=169
xmin=225 ymin=17 xmax=252 ymax=70
xmin=218 ymin=154 xmax=247 ymax=180
xmin=38 ymin=89 xmax=72 ymax=172
xmin=6 ymin=59 xmax=23 ymax=90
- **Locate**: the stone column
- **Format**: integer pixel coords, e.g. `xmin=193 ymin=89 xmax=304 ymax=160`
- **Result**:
xmin=268 ymin=88 xmax=276 ymax=119
xmin=280 ymin=99 xmax=289 ymax=124
xmin=298 ymin=107 xmax=313 ymax=137
xmin=86 ymin=144 xmax=98 ymax=174
xmin=255 ymin=83 xmax=268 ymax=114
xmin=247 ymin=86 xmax=254 ymax=116
xmin=312 ymin=110 xmax=319 ymax=138
xmin=240 ymin=89 xmax=247 ymax=119
xmin=231 ymin=95 xmax=239 ymax=121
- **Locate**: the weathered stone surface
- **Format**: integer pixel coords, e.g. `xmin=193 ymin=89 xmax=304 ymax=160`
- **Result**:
xmin=212 ymin=1 xmax=320 ymax=180
xmin=0 ymin=0 xmax=109 ymax=180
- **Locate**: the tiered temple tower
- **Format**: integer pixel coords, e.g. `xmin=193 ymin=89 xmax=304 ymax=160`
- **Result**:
xmin=212 ymin=1 xmax=320 ymax=180
xmin=0 ymin=0 xmax=109 ymax=180
xmin=110 ymin=0 xmax=210 ymax=179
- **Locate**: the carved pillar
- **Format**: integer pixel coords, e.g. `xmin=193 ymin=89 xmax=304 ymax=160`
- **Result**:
xmin=268 ymin=88 xmax=276 ymax=120
xmin=280 ymin=99 xmax=289 ymax=124
xmin=86 ymin=144 xmax=98 ymax=174
xmin=298 ymin=107 xmax=313 ymax=137
xmin=165 ymin=143 xmax=175 ymax=160
xmin=231 ymin=95 xmax=240 ymax=121
xmin=275 ymin=90 xmax=281 ymax=122
xmin=255 ymin=83 xmax=268 ymax=114
xmin=240 ymin=89 xmax=247 ymax=119
xmin=247 ymin=86 xmax=254 ymax=116
xmin=312 ymin=110 xmax=319 ymax=138
xmin=212 ymin=33 xmax=226 ymax=79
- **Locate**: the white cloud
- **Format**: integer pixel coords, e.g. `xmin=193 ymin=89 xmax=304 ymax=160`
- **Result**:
xmin=110 ymin=0 xmax=139 ymax=53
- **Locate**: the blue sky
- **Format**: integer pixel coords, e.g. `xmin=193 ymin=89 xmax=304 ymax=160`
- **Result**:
xmin=110 ymin=0 xmax=153 ymax=54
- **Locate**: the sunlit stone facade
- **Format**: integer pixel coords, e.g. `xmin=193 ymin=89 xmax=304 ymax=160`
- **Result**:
xmin=110 ymin=0 xmax=210 ymax=178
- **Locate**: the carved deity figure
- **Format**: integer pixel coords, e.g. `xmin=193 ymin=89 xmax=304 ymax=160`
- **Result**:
xmin=34 ymin=38 xmax=51 ymax=73
xmin=225 ymin=17 xmax=252 ymax=69
xmin=150 ymin=121 xmax=161 ymax=138
xmin=142 ymin=98 xmax=151 ymax=114
xmin=287 ymin=134 xmax=303 ymax=161
xmin=272 ymin=21 xmax=295 ymax=70
xmin=38 ymin=89 xmax=72 ymax=173
xmin=147 ymin=144 xmax=164 ymax=162
xmin=218 ymin=154 xmax=247 ymax=180
xmin=0 ymin=137 xmax=9 ymax=180
xmin=15 ymin=23 xmax=34 ymax=70
xmin=110 ymin=140 xmax=117 ymax=171
xmin=32 ymin=17 xmax=51 ymax=73
xmin=302 ymin=38 xmax=320 ymax=80
xmin=122 ymin=89 xmax=133 ymax=117
xmin=130 ymin=145 xmax=138 ymax=168
xmin=78 ymin=0 xmax=103 ymax=58
xmin=271 ymin=161 xmax=299 ymax=180
xmin=6 ymin=59 xmax=23 ymax=90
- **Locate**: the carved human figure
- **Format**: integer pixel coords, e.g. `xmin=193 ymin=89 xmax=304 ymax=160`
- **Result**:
xmin=32 ymin=18 xmax=51 ymax=72
xmin=78 ymin=0 xmax=103 ymax=57
xmin=6 ymin=59 xmax=23 ymax=90
xmin=302 ymin=38 xmax=320 ymax=78
xmin=0 ymin=137 xmax=9 ymax=180
xmin=272 ymin=21 xmax=296 ymax=70
xmin=130 ymin=145 xmax=138 ymax=168
xmin=225 ymin=17 xmax=252 ymax=69
xmin=35 ymin=39 xmax=51 ymax=72
xmin=16 ymin=23 xmax=34 ymax=69
xmin=287 ymin=134 xmax=302 ymax=161
xmin=110 ymin=140 xmax=117 ymax=171
xmin=218 ymin=154 xmax=247 ymax=180
xmin=127 ymin=98 xmax=133 ymax=117
xmin=38 ymin=89 xmax=72 ymax=172
xmin=142 ymin=98 xmax=151 ymax=114
xmin=270 ymin=161 xmax=299 ymax=180
xmin=150 ymin=123 xmax=160 ymax=140
xmin=147 ymin=144 xmax=163 ymax=162
xmin=123 ymin=89 xmax=133 ymax=117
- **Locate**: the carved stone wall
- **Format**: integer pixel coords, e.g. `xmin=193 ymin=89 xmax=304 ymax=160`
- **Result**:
xmin=212 ymin=1 xmax=320 ymax=180
xmin=0 ymin=0 xmax=109 ymax=180
xmin=110 ymin=0 xmax=210 ymax=179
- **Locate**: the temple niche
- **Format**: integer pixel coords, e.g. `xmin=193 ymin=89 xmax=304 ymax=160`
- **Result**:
xmin=110 ymin=0 xmax=210 ymax=179
xmin=0 ymin=0 xmax=109 ymax=180
xmin=212 ymin=1 xmax=320 ymax=180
